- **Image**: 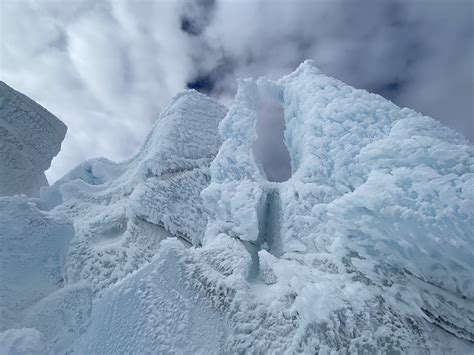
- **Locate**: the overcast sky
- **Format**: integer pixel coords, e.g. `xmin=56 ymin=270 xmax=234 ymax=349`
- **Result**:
xmin=1 ymin=0 xmax=473 ymax=182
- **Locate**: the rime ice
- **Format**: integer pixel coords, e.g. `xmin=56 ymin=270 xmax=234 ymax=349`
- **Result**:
xmin=1 ymin=62 xmax=473 ymax=353
xmin=0 ymin=82 xmax=66 ymax=197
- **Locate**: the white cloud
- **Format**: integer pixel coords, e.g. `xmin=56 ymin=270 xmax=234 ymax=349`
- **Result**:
xmin=1 ymin=0 xmax=194 ymax=182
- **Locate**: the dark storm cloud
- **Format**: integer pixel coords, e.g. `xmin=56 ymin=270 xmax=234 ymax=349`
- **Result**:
xmin=1 ymin=0 xmax=472 ymax=182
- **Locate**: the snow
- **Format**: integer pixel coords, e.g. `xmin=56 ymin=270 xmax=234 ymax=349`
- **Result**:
xmin=39 ymin=89 xmax=226 ymax=295
xmin=201 ymin=79 xmax=268 ymax=243
xmin=199 ymin=60 xmax=474 ymax=352
xmin=270 ymin=62 xmax=474 ymax=345
xmin=1 ymin=62 xmax=473 ymax=353
xmin=0 ymin=81 xmax=66 ymax=197
xmin=0 ymin=195 xmax=90 ymax=353
xmin=0 ymin=195 xmax=74 ymax=330
xmin=74 ymin=239 xmax=228 ymax=354
xmin=21 ymin=283 xmax=91 ymax=353
xmin=0 ymin=328 xmax=46 ymax=354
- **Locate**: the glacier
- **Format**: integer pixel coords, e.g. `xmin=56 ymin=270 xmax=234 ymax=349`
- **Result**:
xmin=0 ymin=62 xmax=473 ymax=354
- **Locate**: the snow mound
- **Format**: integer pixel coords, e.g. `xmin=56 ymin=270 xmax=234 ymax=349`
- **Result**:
xmin=0 ymin=82 xmax=66 ymax=197
xmin=40 ymin=90 xmax=226 ymax=295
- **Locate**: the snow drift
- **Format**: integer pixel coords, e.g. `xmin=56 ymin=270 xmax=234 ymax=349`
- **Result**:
xmin=0 ymin=62 xmax=473 ymax=353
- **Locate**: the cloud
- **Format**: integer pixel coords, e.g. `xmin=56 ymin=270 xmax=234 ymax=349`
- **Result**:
xmin=1 ymin=0 xmax=472 ymax=182
xmin=1 ymin=0 xmax=193 ymax=181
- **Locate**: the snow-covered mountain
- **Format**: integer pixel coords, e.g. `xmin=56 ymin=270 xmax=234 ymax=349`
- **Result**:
xmin=0 ymin=62 xmax=473 ymax=354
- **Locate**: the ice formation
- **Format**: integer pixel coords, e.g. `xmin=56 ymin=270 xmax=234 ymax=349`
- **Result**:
xmin=39 ymin=90 xmax=227 ymax=295
xmin=1 ymin=62 xmax=473 ymax=353
xmin=0 ymin=81 xmax=67 ymax=197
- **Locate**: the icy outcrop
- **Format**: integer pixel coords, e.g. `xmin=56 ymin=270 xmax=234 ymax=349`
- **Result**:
xmin=1 ymin=62 xmax=473 ymax=353
xmin=199 ymin=61 xmax=474 ymax=352
xmin=0 ymin=82 xmax=66 ymax=197
xmin=202 ymin=79 xmax=268 ymax=244
xmin=270 ymin=63 xmax=474 ymax=341
xmin=40 ymin=90 xmax=226 ymax=295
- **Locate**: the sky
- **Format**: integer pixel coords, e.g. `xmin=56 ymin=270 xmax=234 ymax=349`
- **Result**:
xmin=1 ymin=0 xmax=473 ymax=182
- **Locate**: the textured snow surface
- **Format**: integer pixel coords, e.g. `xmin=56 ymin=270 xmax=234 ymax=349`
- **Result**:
xmin=0 ymin=328 xmax=46 ymax=354
xmin=0 ymin=196 xmax=74 ymax=329
xmin=1 ymin=63 xmax=473 ymax=353
xmin=0 ymin=196 xmax=90 ymax=354
xmin=0 ymin=81 xmax=66 ymax=197
xmin=75 ymin=239 xmax=228 ymax=354
xmin=39 ymin=90 xmax=226 ymax=296
xmin=201 ymin=79 xmax=271 ymax=245
xmin=200 ymin=61 xmax=473 ymax=352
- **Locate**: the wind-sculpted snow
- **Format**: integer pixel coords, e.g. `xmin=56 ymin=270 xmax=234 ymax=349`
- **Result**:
xmin=1 ymin=89 xmax=226 ymax=352
xmin=272 ymin=62 xmax=474 ymax=345
xmin=0 ymin=328 xmax=46 ymax=354
xmin=0 ymin=196 xmax=74 ymax=329
xmin=39 ymin=90 xmax=226 ymax=295
xmin=75 ymin=239 xmax=228 ymax=353
xmin=0 ymin=81 xmax=66 ymax=197
xmin=199 ymin=61 xmax=474 ymax=352
xmin=202 ymin=79 xmax=268 ymax=244
xmin=1 ymin=63 xmax=473 ymax=353
xmin=0 ymin=196 xmax=91 ymax=354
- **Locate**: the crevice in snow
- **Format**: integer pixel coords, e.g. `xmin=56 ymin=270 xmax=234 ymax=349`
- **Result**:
xmin=241 ymin=240 xmax=260 ymax=279
xmin=260 ymin=186 xmax=283 ymax=257
xmin=246 ymin=185 xmax=283 ymax=281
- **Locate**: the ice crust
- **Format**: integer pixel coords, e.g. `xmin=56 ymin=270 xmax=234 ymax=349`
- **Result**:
xmin=1 ymin=63 xmax=473 ymax=353
xmin=0 ymin=81 xmax=67 ymax=197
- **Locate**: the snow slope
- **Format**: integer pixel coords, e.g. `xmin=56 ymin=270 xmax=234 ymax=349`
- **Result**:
xmin=75 ymin=239 xmax=228 ymax=354
xmin=1 ymin=63 xmax=473 ymax=353
xmin=0 ymin=196 xmax=74 ymax=330
xmin=0 ymin=195 xmax=91 ymax=354
xmin=0 ymin=81 xmax=66 ymax=197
